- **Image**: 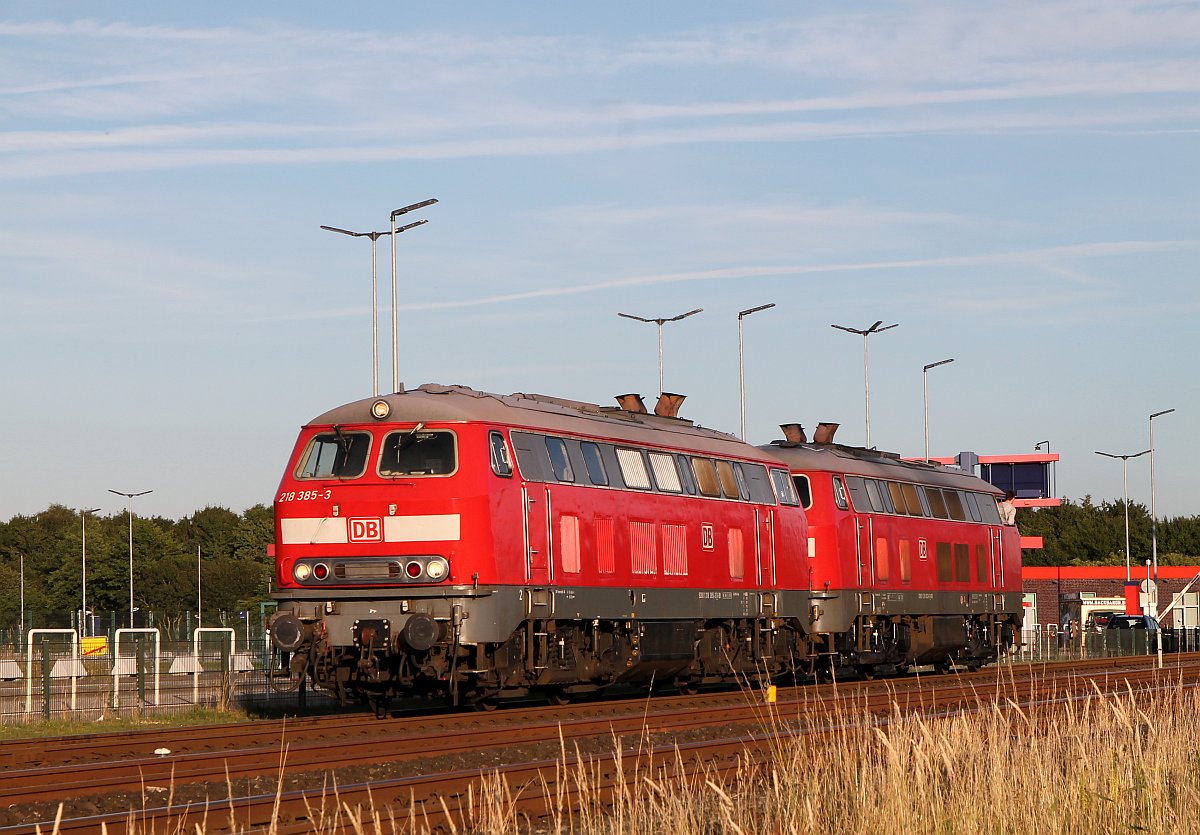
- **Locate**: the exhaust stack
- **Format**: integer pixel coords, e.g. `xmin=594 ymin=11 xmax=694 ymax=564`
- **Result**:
xmin=654 ymin=392 xmax=686 ymax=418
xmin=615 ymin=393 xmax=647 ymax=414
xmin=814 ymin=422 xmax=840 ymax=444
xmin=779 ymin=423 xmax=807 ymax=444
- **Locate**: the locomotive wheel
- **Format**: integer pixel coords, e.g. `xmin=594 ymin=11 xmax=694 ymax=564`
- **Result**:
xmin=369 ymin=696 xmax=392 ymax=720
xmin=547 ymin=688 xmax=572 ymax=706
xmin=472 ymin=697 xmax=500 ymax=712
xmin=855 ymin=665 xmax=875 ymax=681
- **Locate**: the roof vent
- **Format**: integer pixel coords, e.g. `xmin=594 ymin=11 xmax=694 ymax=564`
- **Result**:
xmin=814 ymin=423 xmax=840 ymax=444
xmin=779 ymin=424 xmax=807 ymax=444
xmin=654 ymin=392 xmax=686 ymax=418
xmin=615 ymin=393 xmax=647 ymax=414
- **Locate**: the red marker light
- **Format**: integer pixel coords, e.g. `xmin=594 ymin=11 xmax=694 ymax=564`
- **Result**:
xmin=313 ymin=563 xmax=329 ymax=580
xmin=405 ymin=561 xmax=422 ymax=579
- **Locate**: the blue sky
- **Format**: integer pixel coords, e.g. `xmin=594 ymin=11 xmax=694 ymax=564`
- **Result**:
xmin=2 ymin=2 xmax=1197 ymax=525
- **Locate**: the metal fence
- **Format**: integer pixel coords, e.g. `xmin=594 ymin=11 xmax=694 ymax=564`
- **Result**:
xmin=1014 ymin=624 xmax=1200 ymax=663
xmin=0 ymin=627 xmax=336 ymax=724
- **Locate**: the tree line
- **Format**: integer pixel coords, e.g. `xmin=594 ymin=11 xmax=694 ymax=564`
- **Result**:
xmin=0 ymin=504 xmax=273 ymax=631
xmin=1018 ymin=496 xmax=1200 ymax=567
xmin=2 ymin=495 xmax=1200 ymax=631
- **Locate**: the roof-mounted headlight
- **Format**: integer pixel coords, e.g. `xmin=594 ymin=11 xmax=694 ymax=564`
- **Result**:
xmin=371 ymin=399 xmax=391 ymax=420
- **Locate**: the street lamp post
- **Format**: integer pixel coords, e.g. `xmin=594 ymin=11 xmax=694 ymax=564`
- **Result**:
xmin=1149 ymin=408 xmax=1175 ymax=582
xmin=1094 ymin=451 xmax=1150 ymax=582
xmin=922 ymin=358 xmax=954 ymax=461
xmin=389 ymin=199 xmax=438 ymax=393
xmin=80 ymin=507 xmax=100 ymax=637
xmin=109 ymin=489 xmax=152 ymax=628
xmin=320 ymin=224 xmax=422 ymax=397
xmin=738 ymin=303 xmax=776 ymax=440
xmin=831 ymin=320 xmax=899 ymax=448
xmin=617 ymin=308 xmax=703 ymax=395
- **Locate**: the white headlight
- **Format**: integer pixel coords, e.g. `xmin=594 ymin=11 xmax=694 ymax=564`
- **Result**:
xmin=425 ymin=558 xmax=448 ymax=580
xmin=371 ymin=399 xmax=391 ymax=420
xmin=294 ymin=563 xmax=312 ymax=581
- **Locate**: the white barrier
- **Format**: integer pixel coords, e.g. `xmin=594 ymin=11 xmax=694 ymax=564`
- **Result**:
xmin=25 ymin=629 xmax=81 ymax=713
xmin=112 ymin=628 xmax=160 ymax=709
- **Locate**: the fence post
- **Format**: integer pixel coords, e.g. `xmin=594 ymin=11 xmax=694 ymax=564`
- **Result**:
xmin=41 ymin=637 xmax=51 ymax=722
xmin=136 ymin=636 xmax=146 ymax=716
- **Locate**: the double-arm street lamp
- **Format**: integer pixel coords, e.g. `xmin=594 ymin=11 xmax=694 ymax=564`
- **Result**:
xmin=389 ymin=199 xmax=438 ymax=393
xmin=832 ymin=320 xmax=899 ymax=448
xmin=1094 ymin=450 xmax=1150 ymax=582
xmin=1149 ymin=408 xmax=1175 ymax=581
xmin=80 ymin=507 xmax=100 ymax=637
xmin=617 ymin=308 xmax=703 ymax=396
xmin=321 ymin=222 xmax=424 ymax=396
xmin=109 ymin=488 xmax=152 ymax=627
xmin=922 ymin=358 xmax=955 ymax=461
xmin=738 ymin=303 xmax=776 ymax=440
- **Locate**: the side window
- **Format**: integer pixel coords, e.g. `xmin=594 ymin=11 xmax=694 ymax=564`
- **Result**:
xmin=580 ymin=442 xmax=608 ymax=486
xmin=925 ymin=487 xmax=949 ymax=519
xmin=864 ymin=479 xmax=892 ymax=513
xmin=832 ymin=476 xmax=849 ymax=510
xmin=771 ymin=470 xmax=800 ymax=506
xmin=676 ymin=455 xmax=698 ymax=495
xmin=976 ymin=493 xmax=1003 ymax=525
xmin=945 ymin=490 xmax=967 ymax=521
xmin=691 ymin=457 xmax=721 ymax=497
xmin=715 ymin=460 xmax=741 ymax=499
xmin=964 ymin=492 xmax=983 ymax=522
xmin=901 ymin=483 xmax=924 ymax=517
xmin=844 ymin=476 xmax=869 ymax=511
xmin=510 ymin=431 xmax=552 ymax=482
xmin=616 ymin=448 xmax=651 ymax=490
xmin=545 ymin=437 xmax=574 ymax=482
xmin=791 ymin=474 xmax=813 ymax=509
xmin=489 ymin=431 xmax=512 ymax=478
xmin=886 ymin=482 xmax=908 ymax=515
xmin=739 ymin=463 xmax=777 ymax=503
xmin=296 ymin=431 xmax=372 ymax=479
xmin=731 ymin=463 xmax=752 ymax=500
xmin=648 ymin=452 xmax=683 ymax=493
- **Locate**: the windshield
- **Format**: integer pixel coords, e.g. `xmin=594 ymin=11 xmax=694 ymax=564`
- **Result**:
xmin=379 ymin=430 xmax=457 ymax=476
xmin=296 ymin=430 xmax=371 ymax=479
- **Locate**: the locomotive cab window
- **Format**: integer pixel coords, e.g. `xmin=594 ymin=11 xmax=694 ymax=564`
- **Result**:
xmin=488 ymin=431 xmax=512 ymax=478
xmin=789 ymin=473 xmax=811 ymax=508
xmin=379 ymin=429 xmax=457 ymax=476
xmin=771 ymin=469 xmax=801 ymax=506
xmin=296 ymin=430 xmax=372 ymax=479
xmin=832 ymin=476 xmax=849 ymax=510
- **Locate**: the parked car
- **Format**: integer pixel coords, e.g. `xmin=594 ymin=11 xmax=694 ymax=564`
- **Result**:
xmin=1106 ymin=614 xmax=1160 ymax=651
xmin=1106 ymin=614 xmax=1159 ymax=631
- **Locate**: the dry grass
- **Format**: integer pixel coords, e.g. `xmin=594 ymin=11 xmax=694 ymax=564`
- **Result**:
xmin=43 ymin=677 xmax=1200 ymax=834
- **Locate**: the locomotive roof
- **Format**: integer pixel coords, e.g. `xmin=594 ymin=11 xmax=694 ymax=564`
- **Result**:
xmin=761 ymin=441 xmax=1002 ymax=495
xmin=307 ymin=383 xmax=769 ymax=461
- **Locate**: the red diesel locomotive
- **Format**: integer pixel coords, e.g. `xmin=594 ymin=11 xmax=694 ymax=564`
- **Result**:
xmin=267 ymin=384 xmax=1023 ymax=712
xmin=268 ymin=384 xmax=810 ymax=712
xmin=762 ymin=424 xmax=1023 ymax=675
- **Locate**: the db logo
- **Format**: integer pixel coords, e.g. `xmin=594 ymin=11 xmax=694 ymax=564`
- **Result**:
xmin=349 ymin=518 xmax=383 ymax=542
xmin=701 ymin=523 xmax=715 ymax=551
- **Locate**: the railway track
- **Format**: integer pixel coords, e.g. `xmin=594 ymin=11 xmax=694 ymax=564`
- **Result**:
xmin=0 ymin=654 xmax=1194 ymax=834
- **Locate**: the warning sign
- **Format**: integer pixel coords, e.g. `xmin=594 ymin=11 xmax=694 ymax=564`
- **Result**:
xmin=81 ymin=636 xmax=108 ymax=657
